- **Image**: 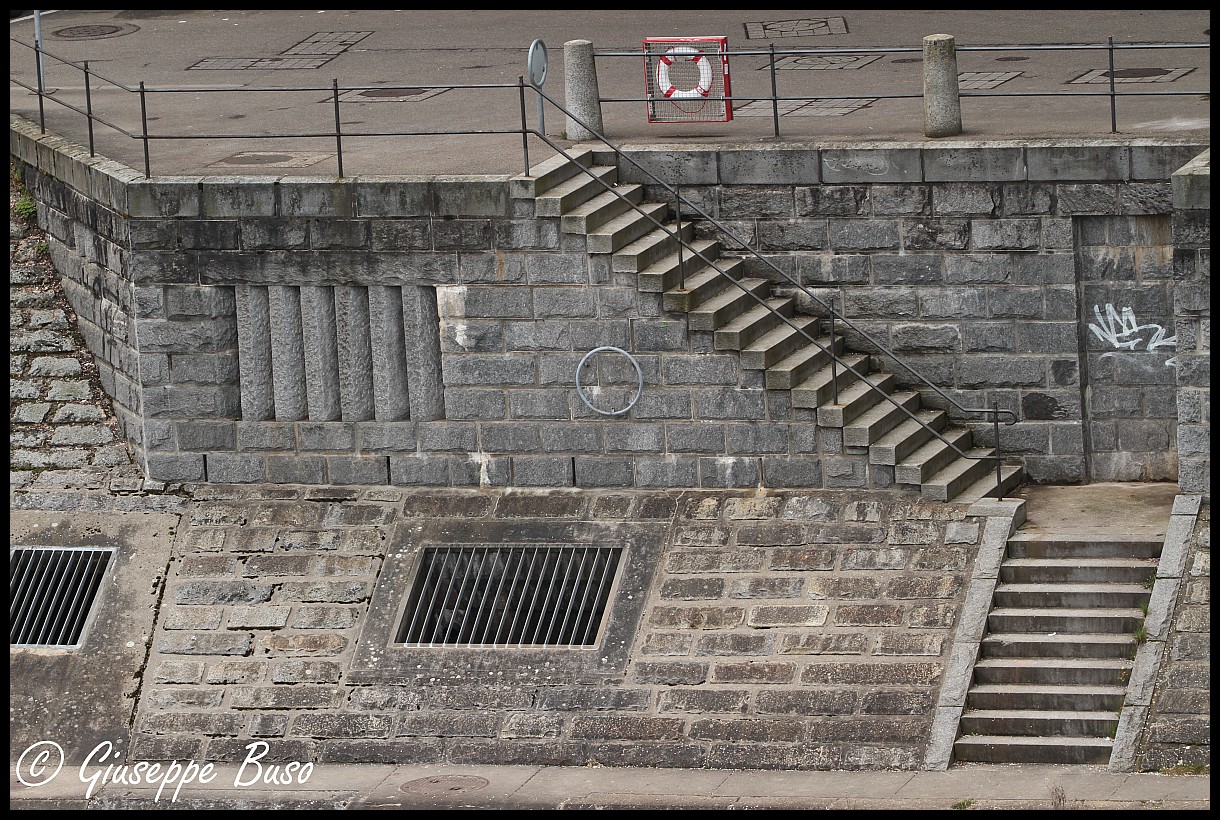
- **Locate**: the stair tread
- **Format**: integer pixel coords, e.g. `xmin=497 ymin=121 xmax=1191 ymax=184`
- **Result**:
xmin=1003 ymin=557 xmax=1159 ymax=566
xmin=952 ymin=464 xmax=1024 ymax=503
xmin=953 ymin=735 xmax=1113 ymax=746
xmin=988 ymin=606 xmax=1145 ymax=615
xmin=961 ymin=708 xmax=1123 ymax=718
xmin=793 ymin=353 xmax=870 ymax=389
xmin=872 ymin=410 xmax=946 ymax=447
xmin=615 ymin=224 xmax=694 ymax=256
xmin=896 ymin=427 xmax=972 ymax=466
xmin=653 ymin=246 xmax=731 ymax=279
xmin=588 ymin=202 xmax=667 ymax=236
xmin=825 ymin=372 xmax=895 ymax=403
xmin=536 ymin=165 xmax=616 ymax=201
xmin=983 ymin=632 xmax=1137 ymax=643
xmin=716 ymin=297 xmax=793 ymax=330
xmin=690 ymin=279 xmax=771 ymax=313
xmin=741 ymin=315 xmax=820 ymax=351
xmin=974 ymin=657 xmax=1133 ymax=667
xmin=563 ymin=184 xmax=642 ymax=215
xmin=844 ymin=390 xmax=920 ymax=428
xmin=1008 ymin=532 xmax=1165 ymax=544
xmin=921 ymin=447 xmax=997 ymax=483
xmin=968 ymin=683 xmax=1127 ymax=693
xmin=994 ymin=582 xmax=1153 ymax=592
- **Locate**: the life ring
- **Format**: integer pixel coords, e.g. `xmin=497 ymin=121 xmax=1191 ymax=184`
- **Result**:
xmin=656 ymin=46 xmax=713 ymax=99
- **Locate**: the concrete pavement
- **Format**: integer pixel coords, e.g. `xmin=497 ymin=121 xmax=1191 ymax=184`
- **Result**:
xmin=8 ymin=10 xmax=1211 ymax=177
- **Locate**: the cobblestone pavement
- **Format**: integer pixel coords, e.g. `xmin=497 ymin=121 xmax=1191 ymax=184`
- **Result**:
xmin=9 ymin=162 xmax=158 ymax=501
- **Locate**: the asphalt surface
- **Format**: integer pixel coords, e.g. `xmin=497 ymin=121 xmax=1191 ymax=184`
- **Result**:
xmin=8 ymin=9 xmax=1212 ymax=177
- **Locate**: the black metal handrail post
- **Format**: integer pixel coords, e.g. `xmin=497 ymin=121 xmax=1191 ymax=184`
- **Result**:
xmin=84 ymin=60 xmax=95 ymax=156
xmin=33 ymin=40 xmax=45 ymax=133
xmin=138 ymin=81 xmax=150 ymax=178
xmin=518 ymin=76 xmax=530 ymax=176
xmin=769 ymin=43 xmax=780 ymax=138
xmin=332 ymin=78 xmax=344 ymax=178
xmin=675 ymin=183 xmax=684 ymax=289
xmin=1107 ymin=36 xmax=1118 ymax=133
xmin=829 ymin=311 xmax=838 ymax=403
xmin=993 ymin=401 xmax=1004 ymax=501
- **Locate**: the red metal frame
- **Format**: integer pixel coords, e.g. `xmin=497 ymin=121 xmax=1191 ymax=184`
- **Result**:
xmin=642 ymin=36 xmax=732 ymax=124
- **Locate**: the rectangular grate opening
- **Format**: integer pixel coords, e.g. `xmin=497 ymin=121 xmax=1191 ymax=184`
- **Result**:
xmin=396 ymin=545 xmax=622 ymax=648
xmin=10 ymin=547 xmax=113 ymax=648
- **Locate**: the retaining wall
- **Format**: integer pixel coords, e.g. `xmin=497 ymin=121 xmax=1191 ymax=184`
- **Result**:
xmin=10 ymin=116 xmax=1207 ymax=491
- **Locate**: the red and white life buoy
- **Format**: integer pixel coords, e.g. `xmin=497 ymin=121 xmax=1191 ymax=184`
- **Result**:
xmin=656 ymin=46 xmax=714 ymax=99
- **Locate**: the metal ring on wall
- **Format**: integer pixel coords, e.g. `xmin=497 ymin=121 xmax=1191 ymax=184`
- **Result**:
xmin=575 ymin=346 xmax=643 ymax=416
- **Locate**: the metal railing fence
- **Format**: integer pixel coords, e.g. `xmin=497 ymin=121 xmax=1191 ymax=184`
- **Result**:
xmin=596 ymin=40 xmax=1210 ymax=137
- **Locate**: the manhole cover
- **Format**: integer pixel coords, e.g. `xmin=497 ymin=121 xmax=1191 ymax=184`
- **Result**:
xmin=996 ymin=56 xmax=1029 ymax=62
xmin=224 ymin=153 xmax=296 ymax=165
xmin=52 ymin=23 xmax=139 ymax=40
xmin=1105 ymin=67 xmax=1172 ymax=78
xmin=210 ymin=151 xmax=334 ymax=168
xmin=892 ymin=58 xmax=922 ymax=63
xmin=360 ymin=87 xmax=426 ymax=98
xmin=399 ymin=775 xmax=490 ymax=796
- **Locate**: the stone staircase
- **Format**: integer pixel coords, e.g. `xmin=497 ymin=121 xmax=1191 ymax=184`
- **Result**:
xmin=513 ymin=148 xmax=1023 ymax=503
xmin=953 ymin=532 xmax=1161 ymax=764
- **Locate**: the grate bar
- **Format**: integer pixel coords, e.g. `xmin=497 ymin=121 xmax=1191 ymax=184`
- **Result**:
xmin=10 ymin=547 xmax=113 ymax=647
xmin=397 ymin=545 xmax=621 ymax=648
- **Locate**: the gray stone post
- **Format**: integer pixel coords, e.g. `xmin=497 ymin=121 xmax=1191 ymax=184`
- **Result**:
xmin=564 ymin=39 xmax=603 ymax=141
xmin=923 ymin=34 xmax=962 ymax=138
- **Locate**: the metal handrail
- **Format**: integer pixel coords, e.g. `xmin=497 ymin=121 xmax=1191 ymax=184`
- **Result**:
xmin=528 ymin=84 xmax=1017 ymax=479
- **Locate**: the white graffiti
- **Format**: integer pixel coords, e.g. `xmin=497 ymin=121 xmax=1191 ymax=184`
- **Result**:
xmin=1088 ymin=304 xmax=1176 ymax=364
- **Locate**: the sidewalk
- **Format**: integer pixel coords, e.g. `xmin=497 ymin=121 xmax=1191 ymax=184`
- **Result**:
xmin=10 ymin=760 xmax=1211 ymax=810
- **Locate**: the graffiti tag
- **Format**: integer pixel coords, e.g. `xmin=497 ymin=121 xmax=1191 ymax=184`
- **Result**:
xmin=1088 ymin=305 xmax=1176 ymax=365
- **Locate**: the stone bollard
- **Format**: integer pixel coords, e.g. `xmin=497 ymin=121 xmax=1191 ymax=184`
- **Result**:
xmin=564 ymin=39 xmax=604 ymax=141
xmin=923 ymin=34 xmax=962 ymax=137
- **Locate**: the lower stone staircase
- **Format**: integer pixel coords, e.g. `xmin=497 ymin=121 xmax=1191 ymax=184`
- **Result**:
xmin=513 ymin=147 xmax=1023 ymax=502
xmin=953 ymin=532 xmax=1161 ymax=764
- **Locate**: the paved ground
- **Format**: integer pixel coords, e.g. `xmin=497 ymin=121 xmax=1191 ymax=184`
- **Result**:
xmin=8 ymin=9 xmax=1211 ymax=176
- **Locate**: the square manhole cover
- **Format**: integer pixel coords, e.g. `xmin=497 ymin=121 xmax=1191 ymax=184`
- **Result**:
xmin=767 ymin=54 xmax=882 ymax=70
xmin=283 ymin=31 xmax=372 ymax=56
xmin=958 ymin=71 xmax=1023 ymax=89
xmin=338 ymin=87 xmax=450 ymax=103
xmin=744 ymin=18 xmax=848 ymax=39
xmin=189 ymin=56 xmax=336 ymax=70
xmin=732 ymin=98 xmax=877 ymax=117
xmin=1069 ymin=67 xmax=1196 ymax=84
xmin=209 ymin=151 xmax=334 ymax=168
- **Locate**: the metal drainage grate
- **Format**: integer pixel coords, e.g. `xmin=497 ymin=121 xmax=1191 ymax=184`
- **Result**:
xmin=188 ymin=56 xmax=335 ymax=70
xmin=10 ymin=547 xmax=113 ymax=648
xmin=282 ymin=31 xmax=373 ymax=56
xmin=396 ymin=544 xmax=621 ymax=648
xmin=958 ymin=71 xmax=1023 ymax=90
xmin=744 ymin=18 xmax=848 ymax=39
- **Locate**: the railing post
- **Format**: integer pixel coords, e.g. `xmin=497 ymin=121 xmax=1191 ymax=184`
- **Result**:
xmin=138 ymin=81 xmax=151 ymax=178
xmin=332 ymin=78 xmax=344 ymax=178
xmin=518 ymin=76 xmax=530 ymax=176
xmin=769 ymin=43 xmax=780 ymax=138
xmin=829 ymin=311 xmax=838 ymax=404
xmin=33 ymin=40 xmax=45 ymax=133
xmin=1107 ymin=36 xmax=1118 ymax=133
xmin=993 ymin=401 xmax=1004 ymax=501
xmin=675 ymin=184 xmax=684 ymax=290
xmin=922 ymin=34 xmax=962 ymax=137
xmin=84 ymin=60 xmax=95 ymax=156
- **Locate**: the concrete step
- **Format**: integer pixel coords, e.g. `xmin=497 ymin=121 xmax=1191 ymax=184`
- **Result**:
xmin=972 ymin=657 xmax=1133 ymax=686
xmin=816 ymin=372 xmax=897 ymax=428
xmin=843 ymin=390 xmax=921 ymax=448
xmin=534 ymin=165 xmax=618 ymax=217
xmin=1006 ymin=536 xmax=1163 ymax=560
xmin=687 ymin=278 xmax=772 ymax=331
xmin=894 ymin=427 xmax=974 ymax=485
xmin=992 ymin=583 xmax=1152 ymax=610
xmin=613 ymin=221 xmax=697 ymax=273
xmin=560 ymin=184 xmax=644 ymax=233
xmin=965 ymin=683 xmax=1127 ymax=712
xmin=790 ymin=353 xmax=870 ymax=409
xmin=980 ymin=632 xmax=1139 ymax=660
xmin=958 ymin=709 xmax=1120 ymax=738
xmin=986 ymin=606 xmax=1145 ymax=634
xmin=714 ymin=298 xmax=797 ymax=351
xmin=952 ymin=735 xmax=1113 ymax=764
xmin=999 ymin=558 xmax=1158 ymax=585
xmin=920 ymin=447 xmax=999 ymax=502
xmin=739 ymin=314 xmax=822 ymax=370
xmin=510 ymin=147 xmax=597 ymax=198
xmin=587 ymin=202 xmax=670 ymax=254
xmin=642 ymin=239 xmax=726 ymax=295
xmin=950 ymin=464 xmax=1025 ymax=504
xmin=660 ymin=257 xmax=744 ymax=311
xmin=867 ymin=409 xmax=949 ymax=466
xmin=763 ymin=334 xmax=844 ymax=391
